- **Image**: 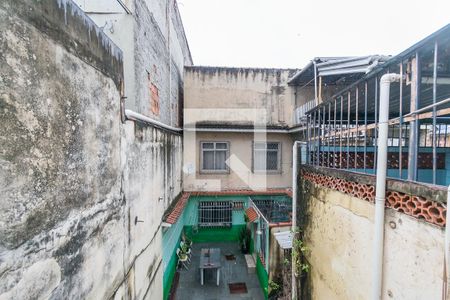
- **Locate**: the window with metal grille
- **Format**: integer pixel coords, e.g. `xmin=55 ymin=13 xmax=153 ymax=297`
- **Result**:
xmin=233 ymin=201 xmax=244 ymax=210
xmin=198 ymin=201 xmax=232 ymax=227
xmin=200 ymin=142 xmax=229 ymax=172
xmin=253 ymin=142 xmax=281 ymax=172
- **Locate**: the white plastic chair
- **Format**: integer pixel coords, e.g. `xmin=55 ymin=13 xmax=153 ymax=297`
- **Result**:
xmin=180 ymin=241 xmax=192 ymax=262
xmin=177 ymin=248 xmax=189 ymax=270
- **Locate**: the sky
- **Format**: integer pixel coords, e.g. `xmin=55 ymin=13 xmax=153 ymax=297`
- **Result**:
xmin=178 ymin=0 xmax=450 ymax=69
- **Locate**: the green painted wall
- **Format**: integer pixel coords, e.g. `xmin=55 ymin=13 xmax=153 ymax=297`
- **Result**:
xmin=256 ymin=254 xmax=269 ymax=299
xmin=185 ymin=224 xmax=245 ymax=243
xmin=162 ymin=213 xmax=184 ymax=300
xmin=163 ymin=248 xmax=178 ymax=300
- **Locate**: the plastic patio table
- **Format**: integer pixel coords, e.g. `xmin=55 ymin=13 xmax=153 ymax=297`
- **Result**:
xmin=199 ymin=248 xmax=221 ymax=286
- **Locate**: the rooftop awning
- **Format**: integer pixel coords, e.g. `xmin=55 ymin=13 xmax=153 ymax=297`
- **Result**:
xmin=273 ymin=231 xmax=293 ymax=249
xmin=245 ymin=207 xmax=259 ymax=222
xmin=288 ymin=55 xmax=390 ymax=86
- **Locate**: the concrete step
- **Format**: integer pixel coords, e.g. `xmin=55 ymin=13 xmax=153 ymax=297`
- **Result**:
xmin=244 ymin=254 xmax=256 ymax=274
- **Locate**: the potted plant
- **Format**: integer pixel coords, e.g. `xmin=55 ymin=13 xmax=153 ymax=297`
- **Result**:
xmin=239 ymin=227 xmax=251 ymax=254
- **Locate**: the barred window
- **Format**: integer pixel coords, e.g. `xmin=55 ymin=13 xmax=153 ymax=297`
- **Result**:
xmin=201 ymin=142 xmax=229 ymax=172
xmin=198 ymin=201 xmax=232 ymax=227
xmin=253 ymin=142 xmax=281 ymax=172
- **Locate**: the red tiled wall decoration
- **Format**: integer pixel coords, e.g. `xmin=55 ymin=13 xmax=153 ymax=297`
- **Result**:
xmin=310 ymin=151 xmax=445 ymax=169
xmin=302 ymin=170 xmax=446 ymax=227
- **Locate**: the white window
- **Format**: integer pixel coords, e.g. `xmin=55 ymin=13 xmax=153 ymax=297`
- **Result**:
xmin=253 ymin=142 xmax=281 ymax=172
xmin=200 ymin=142 xmax=229 ymax=173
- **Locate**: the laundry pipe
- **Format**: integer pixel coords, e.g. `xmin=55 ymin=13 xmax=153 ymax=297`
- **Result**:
xmin=125 ymin=109 xmax=182 ymax=133
xmin=372 ymin=73 xmax=402 ymax=300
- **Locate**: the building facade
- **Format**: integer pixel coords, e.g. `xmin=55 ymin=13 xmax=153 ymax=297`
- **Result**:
xmin=183 ymin=67 xmax=298 ymax=192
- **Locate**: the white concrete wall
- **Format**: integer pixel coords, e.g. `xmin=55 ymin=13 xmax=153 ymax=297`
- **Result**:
xmin=303 ymin=184 xmax=445 ymax=300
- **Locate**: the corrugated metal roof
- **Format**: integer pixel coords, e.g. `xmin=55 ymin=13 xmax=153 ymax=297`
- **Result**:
xmin=273 ymin=231 xmax=293 ymax=249
xmin=287 ymin=55 xmax=389 ymax=86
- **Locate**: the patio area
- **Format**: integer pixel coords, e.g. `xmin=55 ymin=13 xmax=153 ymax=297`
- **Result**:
xmin=173 ymin=242 xmax=265 ymax=300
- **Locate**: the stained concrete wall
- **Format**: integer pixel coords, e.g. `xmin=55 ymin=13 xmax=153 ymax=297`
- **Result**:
xmin=301 ymin=173 xmax=445 ymax=299
xmin=184 ymin=66 xmax=298 ymax=127
xmin=0 ymin=0 xmax=189 ymax=299
xmin=0 ymin=0 xmax=125 ymax=298
xmin=71 ymin=0 xmax=191 ymax=298
xmin=74 ymin=0 xmax=192 ymax=127
xmin=183 ymin=132 xmax=293 ymax=191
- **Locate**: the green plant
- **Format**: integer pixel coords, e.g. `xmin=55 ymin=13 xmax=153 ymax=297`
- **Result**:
xmin=238 ymin=227 xmax=251 ymax=254
xmin=291 ymin=227 xmax=310 ymax=277
xmin=181 ymin=243 xmax=189 ymax=253
xmin=181 ymin=230 xmax=192 ymax=246
xmin=244 ymin=214 xmax=249 ymax=223
xmin=268 ymin=280 xmax=281 ymax=297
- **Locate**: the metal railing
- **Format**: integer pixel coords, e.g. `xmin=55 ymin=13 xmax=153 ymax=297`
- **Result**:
xmin=305 ymin=32 xmax=450 ymax=186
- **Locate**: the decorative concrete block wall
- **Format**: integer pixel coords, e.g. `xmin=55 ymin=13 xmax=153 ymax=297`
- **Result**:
xmin=299 ymin=166 xmax=446 ymax=299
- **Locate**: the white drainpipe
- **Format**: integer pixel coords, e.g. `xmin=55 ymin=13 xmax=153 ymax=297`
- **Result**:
xmin=292 ymin=141 xmax=303 ymax=300
xmin=125 ymin=109 xmax=182 ymax=133
xmin=372 ymin=73 xmax=402 ymax=300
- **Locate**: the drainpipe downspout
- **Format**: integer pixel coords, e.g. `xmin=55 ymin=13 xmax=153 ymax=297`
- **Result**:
xmin=313 ymin=60 xmax=318 ymax=106
xmin=292 ymin=141 xmax=302 ymax=300
xmin=372 ymin=73 xmax=402 ymax=300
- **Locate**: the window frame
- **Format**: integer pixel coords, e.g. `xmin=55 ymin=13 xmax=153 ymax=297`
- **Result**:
xmin=199 ymin=141 xmax=230 ymax=174
xmin=252 ymin=141 xmax=282 ymax=174
xmin=198 ymin=201 xmax=233 ymax=227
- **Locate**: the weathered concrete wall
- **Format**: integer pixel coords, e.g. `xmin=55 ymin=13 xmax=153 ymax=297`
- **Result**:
xmin=183 ymin=132 xmax=293 ymax=191
xmin=70 ymin=1 xmax=191 ymax=298
xmin=0 ymin=0 xmax=125 ymax=299
xmin=269 ymin=226 xmax=290 ymax=282
xmin=184 ymin=66 xmax=298 ymax=127
xmin=0 ymin=0 xmax=188 ymax=299
xmin=115 ymin=123 xmax=182 ymax=300
xmin=300 ymin=168 xmax=445 ymax=299
xmin=74 ymin=0 xmax=193 ymax=127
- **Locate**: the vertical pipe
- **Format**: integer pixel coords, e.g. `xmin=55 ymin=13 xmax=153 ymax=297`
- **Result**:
xmin=334 ymin=99 xmax=337 ymax=168
xmin=291 ymin=141 xmax=305 ymax=300
xmin=317 ymin=110 xmax=320 ymax=166
xmin=364 ymin=82 xmax=368 ymax=173
xmin=322 ymin=106 xmax=326 ymax=166
xmin=374 ymin=76 xmax=379 ymax=172
xmin=306 ymin=115 xmax=310 ymax=164
xmin=340 ymin=96 xmax=344 ymax=168
xmin=408 ymin=53 xmax=420 ymax=181
xmin=372 ymin=73 xmax=402 ymax=300
xmin=355 ymin=87 xmax=359 ymax=169
xmin=433 ymin=41 xmax=438 ymax=184
xmin=328 ymin=103 xmax=331 ymax=167
xmin=313 ymin=111 xmax=317 ymax=165
xmin=314 ymin=61 xmax=318 ymax=105
xmin=347 ymin=92 xmax=351 ymax=169
xmin=399 ymin=62 xmax=404 ymax=179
